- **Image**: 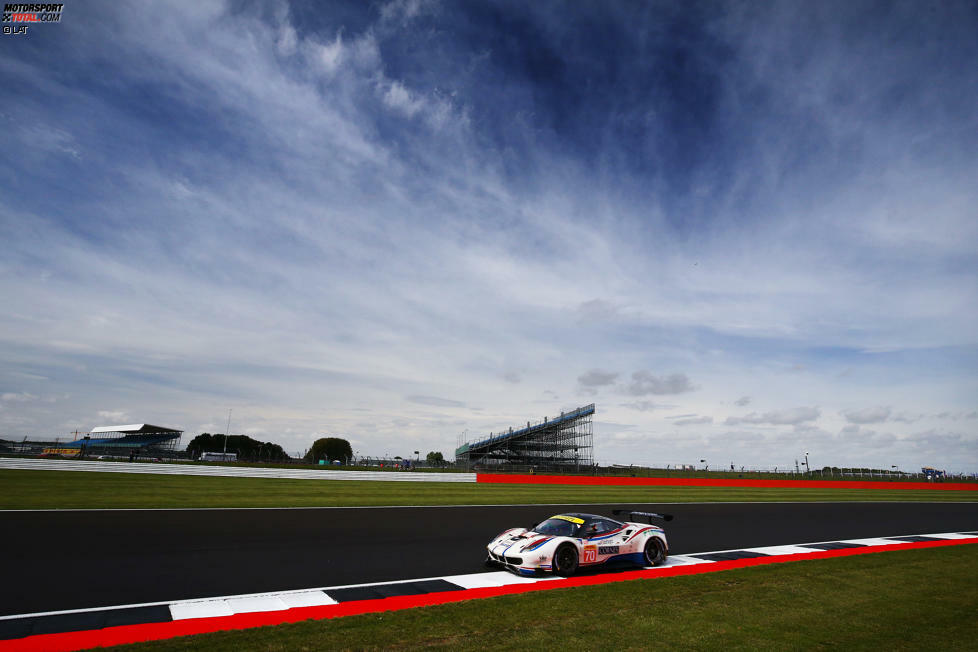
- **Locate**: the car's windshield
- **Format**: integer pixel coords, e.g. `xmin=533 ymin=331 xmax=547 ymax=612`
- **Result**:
xmin=533 ymin=515 xmax=584 ymax=537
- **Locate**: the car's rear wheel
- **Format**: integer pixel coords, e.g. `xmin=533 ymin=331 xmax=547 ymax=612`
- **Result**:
xmin=552 ymin=543 xmax=579 ymax=576
xmin=644 ymin=537 xmax=667 ymax=566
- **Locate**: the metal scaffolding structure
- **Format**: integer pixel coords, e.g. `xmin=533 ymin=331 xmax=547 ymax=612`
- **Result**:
xmin=455 ymin=404 xmax=594 ymax=471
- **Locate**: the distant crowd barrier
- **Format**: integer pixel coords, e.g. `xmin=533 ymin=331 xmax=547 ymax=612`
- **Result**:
xmin=0 ymin=458 xmax=477 ymax=482
xmin=476 ymin=473 xmax=978 ymax=491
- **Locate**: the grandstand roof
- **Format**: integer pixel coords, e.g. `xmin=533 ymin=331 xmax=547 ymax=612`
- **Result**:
xmin=89 ymin=424 xmax=182 ymax=434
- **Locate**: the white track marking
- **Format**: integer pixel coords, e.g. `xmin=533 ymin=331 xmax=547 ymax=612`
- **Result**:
xmin=278 ymin=591 xmax=337 ymax=608
xmin=660 ymin=555 xmax=715 ymax=566
xmin=169 ymin=601 xmax=235 ymax=620
xmin=442 ymin=571 xmax=541 ymax=588
xmin=225 ymin=596 xmax=291 ymax=614
xmin=738 ymin=545 xmax=816 ymax=556
xmin=839 ymin=537 xmax=907 ymax=546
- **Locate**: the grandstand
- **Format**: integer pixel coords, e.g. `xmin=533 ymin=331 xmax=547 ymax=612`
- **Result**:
xmin=455 ymin=404 xmax=594 ymax=471
xmin=58 ymin=424 xmax=183 ymax=457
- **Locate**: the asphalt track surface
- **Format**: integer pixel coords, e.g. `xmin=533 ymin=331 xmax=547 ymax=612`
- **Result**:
xmin=3 ymin=502 xmax=976 ymax=617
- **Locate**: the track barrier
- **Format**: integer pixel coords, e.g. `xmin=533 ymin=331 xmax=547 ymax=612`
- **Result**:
xmin=476 ymin=473 xmax=978 ymax=491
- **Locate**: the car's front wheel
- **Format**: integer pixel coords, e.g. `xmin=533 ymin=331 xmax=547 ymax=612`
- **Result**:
xmin=552 ymin=543 xmax=579 ymax=576
xmin=644 ymin=537 xmax=667 ymax=566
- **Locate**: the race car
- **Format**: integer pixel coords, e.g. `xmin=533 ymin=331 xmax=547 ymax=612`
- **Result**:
xmin=485 ymin=510 xmax=671 ymax=576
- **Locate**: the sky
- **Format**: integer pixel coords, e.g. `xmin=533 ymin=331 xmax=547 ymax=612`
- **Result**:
xmin=1 ymin=0 xmax=976 ymax=471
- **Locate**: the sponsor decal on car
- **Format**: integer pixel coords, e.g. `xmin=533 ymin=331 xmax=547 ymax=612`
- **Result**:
xmin=551 ymin=515 xmax=585 ymax=524
xmin=598 ymin=545 xmax=620 ymax=554
xmin=626 ymin=527 xmax=654 ymax=541
xmin=589 ymin=527 xmax=627 ymax=541
xmin=582 ymin=545 xmax=598 ymax=563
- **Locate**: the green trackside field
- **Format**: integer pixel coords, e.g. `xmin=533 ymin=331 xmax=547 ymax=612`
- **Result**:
xmin=115 ymin=543 xmax=978 ymax=651
xmin=1 ymin=469 xmax=976 ymax=509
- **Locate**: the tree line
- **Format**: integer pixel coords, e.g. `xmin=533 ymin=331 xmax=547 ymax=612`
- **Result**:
xmin=188 ymin=432 xmax=446 ymax=467
xmin=186 ymin=433 xmax=289 ymax=461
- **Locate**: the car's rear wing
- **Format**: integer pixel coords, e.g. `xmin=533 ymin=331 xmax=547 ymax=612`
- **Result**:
xmin=612 ymin=509 xmax=673 ymax=523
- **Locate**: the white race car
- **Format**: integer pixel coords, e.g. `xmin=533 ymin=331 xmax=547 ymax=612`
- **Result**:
xmin=486 ymin=510 xmax=671 ymax=576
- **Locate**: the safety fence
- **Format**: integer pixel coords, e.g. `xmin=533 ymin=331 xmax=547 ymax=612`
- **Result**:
xmin=0 ymin=458 xmax=477 ymax=482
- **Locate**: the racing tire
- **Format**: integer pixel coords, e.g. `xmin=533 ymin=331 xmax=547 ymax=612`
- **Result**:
xmin=644 ymin=537 xmax=667 ymax=566
xmin=552 ymin=543 xmax=579 ymax=576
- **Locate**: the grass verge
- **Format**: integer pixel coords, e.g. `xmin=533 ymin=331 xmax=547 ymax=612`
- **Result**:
xmin=2 ymin=469 xmax=976 ymax=509
xmin=114 ymin=544 xmax=978 ymax=651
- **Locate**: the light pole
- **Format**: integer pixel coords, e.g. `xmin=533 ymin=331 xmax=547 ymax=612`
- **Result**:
xmin=804 ymin=451 xmax=810 ymax=474
xmin=223 ymin=408 xmax=232 ymax=457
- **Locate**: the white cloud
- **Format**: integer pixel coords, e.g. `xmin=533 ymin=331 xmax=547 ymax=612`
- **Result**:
xmin=624 ymin=371 xmax=695 ymax=396
xmin=380 ymin=0 xmax=429 ymax=24
xmin=620 ymin=401 xmax=674 ymax=412
xmin=726 ymin=407 xmax=821 ymax=426
xmin=578 ymin=370 xmax=618 ymax=388
xmin=382 ymin=80 xmax=425 ymax=118
xmin=316 ymin=35 xmax=345 ymax=73
xmin=674 ymin=416 xmax=713 ymax=426
xmin=406 ymin=395 xmax=465 ymax=408
xmin=96 ymin=410 xmax=129 ymax=423
xmin=842 ymin=406 xmax=891 ymax=425
xmin=1 ymin=392 xmax=37 ymax=402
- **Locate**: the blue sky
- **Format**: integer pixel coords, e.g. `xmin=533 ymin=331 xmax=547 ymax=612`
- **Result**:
xmin=1 ymin=0 xmax=976 ymax=470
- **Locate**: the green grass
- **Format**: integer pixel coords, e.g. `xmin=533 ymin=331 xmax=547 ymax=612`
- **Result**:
xmin=114 ymin=544 xmax=978 ymax=651
xmin=1 ymin=469 xmax=976 ymax=509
